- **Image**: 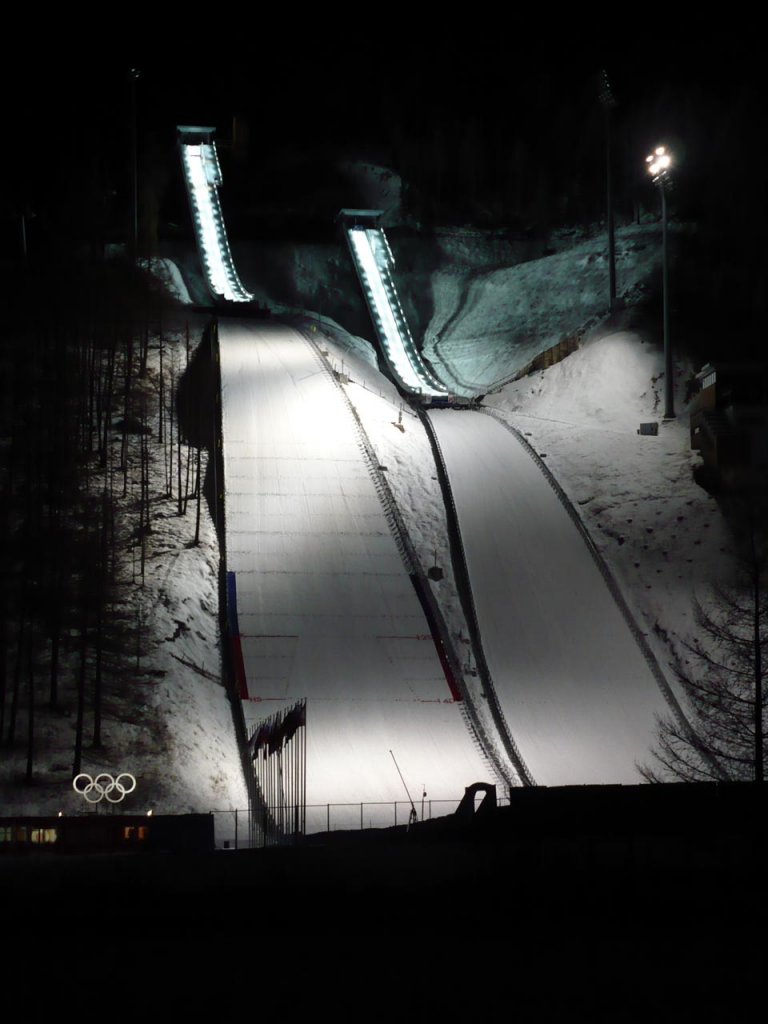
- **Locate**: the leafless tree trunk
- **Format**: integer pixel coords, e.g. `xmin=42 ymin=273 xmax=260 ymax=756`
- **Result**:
xmin=194 ymin=446 xmax=202 ymax=546
xmin=642 ymin=507 xmax=767 ymax=783
xmin=25 ymin=634 xmax=35 ymax=782
xmin=121 ymin=331 xmax=133 ymax=498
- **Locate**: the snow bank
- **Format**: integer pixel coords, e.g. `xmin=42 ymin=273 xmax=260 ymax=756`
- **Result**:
xmin=424 ymin=224 xmax=666 ymax=390
xmin=488 ymin=331 xmax=731 ymax=700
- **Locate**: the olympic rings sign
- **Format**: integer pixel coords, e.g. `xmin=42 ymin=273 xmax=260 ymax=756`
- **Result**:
xmin=72 ymin=773 xmax=137 ymax=804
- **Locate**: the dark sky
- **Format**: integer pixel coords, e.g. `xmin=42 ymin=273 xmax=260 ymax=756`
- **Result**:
xmin=2 ymin=22 xmax=762 ymax=244
xmin=6 ymin=24 xmax=759 ymax=151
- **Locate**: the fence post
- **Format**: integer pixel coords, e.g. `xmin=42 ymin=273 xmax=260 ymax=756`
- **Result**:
xmin=327 ymin=803 xmax=330 ymax=833
xmin=234 ymin=808 xmax=238 ymax=850
xmin=394 ymin=801 xmax=397 ymax=827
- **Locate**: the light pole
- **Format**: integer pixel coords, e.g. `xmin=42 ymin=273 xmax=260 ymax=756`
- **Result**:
xmin=129 ymin=68 xmax=141 ymax=263
xmin=599 ymin=70 xmax=617 ymax=317
xmin=646 ymin=145 xmax=674 ymax=419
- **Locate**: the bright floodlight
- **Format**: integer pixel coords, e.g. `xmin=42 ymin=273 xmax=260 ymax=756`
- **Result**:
xmin=645 ymin=144 xmax=675 ymax=418
xmin=347 ymin=226 xmax=447 ymax=397
xmin=178 ymin=133 xmax=253 ymax=303
xmin=646 ymin=145 xmax=672 ymax=182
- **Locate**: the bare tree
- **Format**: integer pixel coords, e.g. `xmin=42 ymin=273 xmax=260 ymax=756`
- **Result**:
xmin=642 ymin=510 xmax=767 ymax=783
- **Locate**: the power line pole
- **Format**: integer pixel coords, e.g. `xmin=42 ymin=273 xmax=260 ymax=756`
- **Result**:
xmin=129 ymin=68 xmax=140 ymax=263
xmin=599 ymin=70 xmax=618 ymax=317
xmin=646 ymin=145 xmax=675 ymax=419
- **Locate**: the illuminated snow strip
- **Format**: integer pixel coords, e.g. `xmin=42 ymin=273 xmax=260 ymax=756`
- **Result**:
xmin=219 ymin=324 xmax=493 ymax=822
xmin=180 ymin=143 xmax=252 ymax=303
xmin=348 ymin=227 xmax=447 ymax=397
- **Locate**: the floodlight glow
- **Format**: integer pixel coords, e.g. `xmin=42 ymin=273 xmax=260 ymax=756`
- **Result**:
xmin=646 ymin=145 xmax=672 ymax=181
xmin=347 ymin=226 xmax=447 ymax=397
xmin=179 ymin=142 xmax=253 ymax=303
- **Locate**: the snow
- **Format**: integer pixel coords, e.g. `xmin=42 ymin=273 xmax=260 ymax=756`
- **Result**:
xmin=424 ymin=224 xmax=668 ymax=390
xmin=4 ymin=210 xmax=729 ymax=820
xmin=430 ymin=407 xmax=676 ymax=784
xmin=485 ymin=331 xmax=731 ymax=704
xmin=129 ymin=475 xmax=249 ymax=813
xmin=298 ymin=324 xmax=524 ymax=784
xmin=176 ymin=210 xmax=734 ymax=793
xmin=311 ymin=314 xmax=710 ymax=786
xmin=138 ymin=257 xmax=192 ymax=305
xmin=219 ymin=322 xmax=493 ymax=820
xmin=0 ymin=321 xmax=249 ymax=824
xmin=298 ymin=226 xmax=730 ymax=786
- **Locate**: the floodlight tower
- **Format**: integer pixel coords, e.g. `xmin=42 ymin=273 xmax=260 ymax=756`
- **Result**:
xmin=129 ymin=67 xmax=141 ymax=263
xmin=599 ymin=70 xmax=617 ymax=317
xmin=646 ymin=145 xmax=674 ymax=419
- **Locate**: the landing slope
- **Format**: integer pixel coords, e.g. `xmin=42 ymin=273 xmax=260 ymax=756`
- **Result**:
xmin=219 ymin=323 xmax=490 ymax=821
xmin=430 ymin=408 xmax=673 ymax=784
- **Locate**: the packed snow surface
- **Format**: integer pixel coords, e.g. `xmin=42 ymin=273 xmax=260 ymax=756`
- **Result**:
xmin=485 ymin=331 xmax=730 ymax=690
xmin=286 ymin=313 xmax=729 ymax=789
xmin=430 ymin=408 xmax=676 ymax=785
xmin=219 ymin=322 xmax=490 ymax=824
xmin=424 ymin=224 xmax=665 ymax=389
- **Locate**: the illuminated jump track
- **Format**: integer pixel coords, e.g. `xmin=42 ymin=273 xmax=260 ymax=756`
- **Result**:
xmin=187 ymin=174 xmax=680 ymax=792
xmin=219 ymin=322 xmax=494 ymax=831
xmin=339 ymin=217 xmax=687 ymax=782
xmin=340 ymin=210 xmax=451 ymax=400
xmin=177 ymin=126 xmax=253 ymax=303
xmin=428 ymin=409 xmax=685 ymax=785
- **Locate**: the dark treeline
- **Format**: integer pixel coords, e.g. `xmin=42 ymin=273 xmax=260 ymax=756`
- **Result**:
xmin=8 ymin=36 xmax=763 ymax=245
xmin=3 ymin=35 xmax=762 ymax=350
xmin=0 ymin=259 xmax=201 ymax=788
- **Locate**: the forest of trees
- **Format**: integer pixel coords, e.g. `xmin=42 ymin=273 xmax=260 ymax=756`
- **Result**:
xmin=0 ymin=260 xmax=208 ymax=791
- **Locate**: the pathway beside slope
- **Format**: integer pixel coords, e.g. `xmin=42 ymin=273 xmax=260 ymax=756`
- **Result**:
xmin=219 ymin=322 xmax=490 ymax=828
xmin=429 ymin=408 xmax=679 ymax=784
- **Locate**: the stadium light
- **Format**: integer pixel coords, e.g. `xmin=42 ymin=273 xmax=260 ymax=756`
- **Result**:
xmin=129 ymin=68 xmax=140 ymax=263
xmin=646 ymin=145 xmax=674 ymax=418
xmin=599 ymin=70 xmax=618 ymax=316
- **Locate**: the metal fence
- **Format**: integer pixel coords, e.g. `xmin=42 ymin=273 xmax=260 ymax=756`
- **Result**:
xmin=211 ymin=793 xmax=510 ymax=850
xmin=211 ymin=808 xmax=254 ymax=850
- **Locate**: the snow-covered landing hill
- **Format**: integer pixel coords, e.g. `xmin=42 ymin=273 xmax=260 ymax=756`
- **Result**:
xmin=424 ymin=223 xmax=669 ymax=391
xmin=487 ymin=332 xmax=731 ymax=702
xmin=234 ymin=219 xmax=730 ymax=787
xmin=2 ymin=222 xmax=722 ymax=817
xmin=304 ymin=224 xmax=732 ymax=773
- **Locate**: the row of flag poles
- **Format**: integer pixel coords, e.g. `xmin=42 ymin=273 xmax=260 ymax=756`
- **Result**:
xmin=248 ymin=700 xmax=307 ymax=844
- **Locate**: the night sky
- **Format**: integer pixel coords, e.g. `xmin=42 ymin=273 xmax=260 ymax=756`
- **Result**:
xmin=2 ymin=24 xmax=763 ymax=279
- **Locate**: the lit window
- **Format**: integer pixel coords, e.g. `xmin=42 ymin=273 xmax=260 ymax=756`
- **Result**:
xmin=30 ymin=828 xmax=58 ymax=844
